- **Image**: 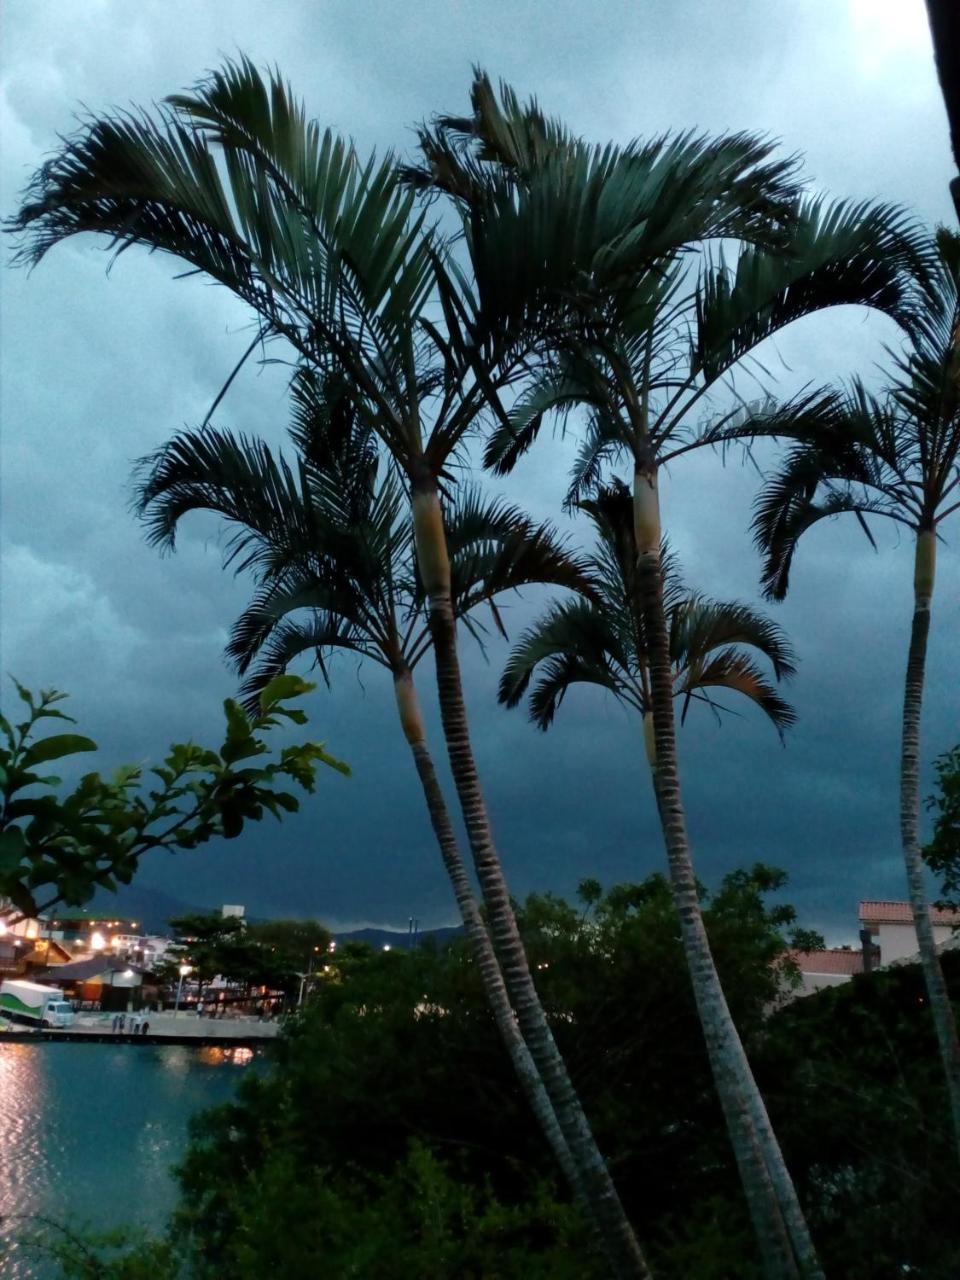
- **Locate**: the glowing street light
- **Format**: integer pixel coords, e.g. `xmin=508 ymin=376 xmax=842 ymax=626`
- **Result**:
xmin=174 ymin=963 xmax=193 ymax=1017
xmin=90 ymin=931 xmax=106 ymax=952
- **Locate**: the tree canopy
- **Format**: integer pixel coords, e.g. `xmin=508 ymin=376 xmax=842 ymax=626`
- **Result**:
xmin=30 ymin=871 xmax=959 ymax=1279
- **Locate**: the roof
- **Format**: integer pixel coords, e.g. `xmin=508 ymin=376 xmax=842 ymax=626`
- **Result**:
xmin=791 ymin=948 xmax=864 ymax=976
xmin=859 ymin=900 xmax=960 ymax=926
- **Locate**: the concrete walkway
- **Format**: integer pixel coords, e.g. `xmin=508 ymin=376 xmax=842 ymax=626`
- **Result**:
xmin=0 ymin=1011 xmax=281 ymax=1044
xmin=74 ymin=1011 xmax=281 ymax=1038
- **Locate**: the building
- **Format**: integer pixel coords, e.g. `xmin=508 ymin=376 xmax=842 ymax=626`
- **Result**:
xmin=39 ymin=956 xmax=148 ymax=1012
xmin=0 ymin=934 xmax=72 ymax=978
xmin=789 ymin=947 xmax=866 ymax=997
xmin=42 ymin=910 xmax=141 ymax=952
xmin=787 ymin=899 xmax=960 ymax=998
xmin=110 ymin=934 xmax=175 ymax=968
xmin=859 ymin=899 xmax=960 ymax=965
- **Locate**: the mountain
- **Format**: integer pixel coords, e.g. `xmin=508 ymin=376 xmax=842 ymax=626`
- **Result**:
xmin=86 ymin=885 xmax=463 ymax=948
xmin=88 ymin=884 xmax=207 ymax=934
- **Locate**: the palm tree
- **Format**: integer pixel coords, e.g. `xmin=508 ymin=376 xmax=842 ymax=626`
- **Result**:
xmin=408 ymin=74 xmax=937 ymax=1279
xmin=9 ymin=62 xmax=821 ymax=1276
xmin=135 ymin=364 xmax=597 ymax=1193
xmin=500 ymin=479 xmax=805 ymax=1271
xmin=752 ymin=227 xmax=960 ymax=1158
xmin=500 ymin=478 xmax=797 ymax=756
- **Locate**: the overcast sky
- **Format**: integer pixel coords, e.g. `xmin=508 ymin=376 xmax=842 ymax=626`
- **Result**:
xmin=1 ymin=0 xmax=957 ymax=939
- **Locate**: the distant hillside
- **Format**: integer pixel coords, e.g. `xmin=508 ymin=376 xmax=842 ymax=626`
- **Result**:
xmin=86 ymin=885 xmax=463 ymax=947
xmin=333 ymin=925 xmax=464 ymax=951
xmin=88 ymin=884 xmax=207 ymax=934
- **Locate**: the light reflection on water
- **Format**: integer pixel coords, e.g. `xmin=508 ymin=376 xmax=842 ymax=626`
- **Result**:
xmin=0 ymin=1043 xmax=259 ymax=1279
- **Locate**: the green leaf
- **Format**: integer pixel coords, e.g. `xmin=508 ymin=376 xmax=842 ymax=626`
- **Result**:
xmin=271 ymin=706 xmax=309 ymax=726
xmin=22 ymin=734 xmax=98 ymax=768
xmin=314 ymin=745 xmax=351 ymax=777
xmin=258 ymin=673 xmax=315 ymax=713
xmin=110 ymin=763 xmax=142 ymax=788
xmin=220 ymin=805 xmax=244 ymax=838
xmin=224 ymin=698 xmax=251 ymax=740
xmin=12 ymin=679 xmax=35 ymax=710
xmin=0 ymin=826 xmax=26 ymax=875
xmin=34 ymin=706 xmax=76 ymax=724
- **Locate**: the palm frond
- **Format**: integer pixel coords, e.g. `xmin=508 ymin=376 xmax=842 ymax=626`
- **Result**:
xmin=751 ymin=436 xmax=902 ymax=601
xmin=227 ymin=572 xmax=371 ymax=676
xmin=8 ymin=58 xmax=440 ymax=460
xmin=170 ymin=57 xmax=436 ymax=338
xmin=235 ymin=614 xmax=376 ymax=715
xmin=670 ymin=598 xmax=797 ymax=683
xmin=498 ymin=598 xmax=631 ymax=729
xmin=691 ymin=197 xmax=936 ymax=385
xmin=132 ymin=425 xmax=301 ymax=562
xmin=482 ymin=366 xmax=594 ymax=476
xmin=400 ymin=68 xmax=579 ymax=206
xmin=288 ymin=365 xmax=379 ymax=503
xmin=678 ymin=650 xmax=797 ymax=741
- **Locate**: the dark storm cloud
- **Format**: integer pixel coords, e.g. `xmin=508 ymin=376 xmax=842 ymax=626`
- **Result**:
xmin=1 ymin=0 xmax=956 ymax=938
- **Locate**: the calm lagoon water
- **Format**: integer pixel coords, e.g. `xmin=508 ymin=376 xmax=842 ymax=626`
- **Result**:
xmin=0 ymin=1041 xmax=262 ymax=1278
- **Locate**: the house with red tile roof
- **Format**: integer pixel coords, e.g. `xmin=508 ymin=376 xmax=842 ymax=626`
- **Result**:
xmin=788 ymin=947 xmax=865 ymax=997
xmin=859 ymin=899 xmax=960 ymax=966
xmin=785 ymin=900 xmax=960 ymax=999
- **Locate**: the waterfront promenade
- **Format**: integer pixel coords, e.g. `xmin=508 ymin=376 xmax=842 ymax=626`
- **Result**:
xmin=0 ymin=1010 xmax=281 ymax=1045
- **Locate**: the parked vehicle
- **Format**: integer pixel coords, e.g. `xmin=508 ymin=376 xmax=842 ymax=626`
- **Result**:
xmin=0 ymin=979 xmax=75 ymax=1028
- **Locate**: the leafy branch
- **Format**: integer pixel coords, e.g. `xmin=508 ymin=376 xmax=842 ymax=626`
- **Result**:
xmin=0 ymin=674 xmax=349 ymax=922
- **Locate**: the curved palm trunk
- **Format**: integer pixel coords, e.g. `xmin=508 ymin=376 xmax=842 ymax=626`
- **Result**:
xmin=634 ymin=466 xmax=821 ymax=1280
xmin=392 ymin=667 xmax=581 ymax=1190
xmin=412 ymin=483 xmax=650 ymax=1280
xmin=901 ymin=531 xmax=960 ymax=1154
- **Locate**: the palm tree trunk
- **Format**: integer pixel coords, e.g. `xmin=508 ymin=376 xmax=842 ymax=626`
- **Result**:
xmin=901 ymin=531 xmax=960 ymax=1155
xmin=411 ymin=481 xmax=651 ymax=1280
xmin=923 ymin=1 xmax=960 ymax=219
xmin=648 ymin=767 xmax=798 ymax=1280
xmin=634 ymin=464 xmax=821 ymax=1280
xmin=392 ymin=666 xmax=581 ymax=1190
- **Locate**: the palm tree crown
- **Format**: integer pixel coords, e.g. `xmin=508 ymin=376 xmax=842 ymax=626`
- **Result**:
xmin=753 ymin=227 xmax=960 ymax=599
xmin=500 ymin=478 xmax=797 ymax=738
xmin=134 ymin=366 xmax=596 ymax=696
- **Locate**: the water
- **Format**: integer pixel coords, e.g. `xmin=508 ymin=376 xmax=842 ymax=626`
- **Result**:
xmin=0 ymin=1041 xmax=262 ymax=1278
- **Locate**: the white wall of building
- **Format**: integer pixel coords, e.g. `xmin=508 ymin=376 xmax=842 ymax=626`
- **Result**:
xmin=877 ymin=921 xmax=956 ymax=964
xmin=797 ymin=971 xmax=856 ymax=996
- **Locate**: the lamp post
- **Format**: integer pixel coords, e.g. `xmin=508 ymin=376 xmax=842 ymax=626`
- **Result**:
xmin=174 ymin=963 xmax=192 ymax=1017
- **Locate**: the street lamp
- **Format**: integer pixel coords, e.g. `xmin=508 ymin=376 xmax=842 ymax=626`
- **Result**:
xmin=90 ymin=931 xmax=106 ymax=952
xmin=174 ymin=963 xmax=192 ymax=1017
